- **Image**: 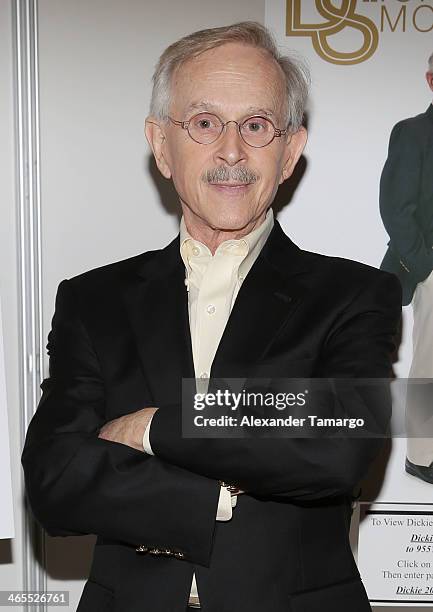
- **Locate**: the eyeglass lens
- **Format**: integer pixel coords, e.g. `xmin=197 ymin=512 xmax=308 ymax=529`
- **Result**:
xmin=187 ymin=113 xmax=276 ymax=147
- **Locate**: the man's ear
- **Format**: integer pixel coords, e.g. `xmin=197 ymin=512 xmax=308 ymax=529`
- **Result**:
xmin=426 ymin=71 xmax=433 ymax=93
xmin=144 ymin=117 xmax=172 ymax=179
xmin=279 ymin=126 xmax=307 ymax=184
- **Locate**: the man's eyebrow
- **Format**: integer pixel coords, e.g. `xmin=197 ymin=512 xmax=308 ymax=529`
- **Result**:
xmin=184 ymin=101 xmax=212 ymax=114
xmin=183 ymin=101 xmax=276 ymax=118
xmin=245 ymin=106 xmax=275 ymax=117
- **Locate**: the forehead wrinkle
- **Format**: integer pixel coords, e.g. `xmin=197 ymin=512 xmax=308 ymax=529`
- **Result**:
xmin=183 ymin=100 xmax=276 ymax=118
xmin=172 ymin=44 xmax=286 ymax=121
xmin=199 ymin=67 xmax=277 ymax=92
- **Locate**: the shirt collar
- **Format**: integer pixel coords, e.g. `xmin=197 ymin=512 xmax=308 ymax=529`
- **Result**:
xmin=179 ymin=208 xmax=274 ymax=276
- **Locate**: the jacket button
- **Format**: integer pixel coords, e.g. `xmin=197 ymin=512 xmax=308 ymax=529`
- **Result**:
xmin=135 ymin=545 xmax=148 ymax=553
xmin=174 ymin=551 xmax=185 ymax=559
xmin=135 ymin=544 xmax=149 ymax=552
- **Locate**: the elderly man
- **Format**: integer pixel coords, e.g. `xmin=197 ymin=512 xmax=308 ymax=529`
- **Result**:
xmin=380 ymin=52 xmax=433 ymax=485
xmin=23 ymin=22 xmax=400 ymax=612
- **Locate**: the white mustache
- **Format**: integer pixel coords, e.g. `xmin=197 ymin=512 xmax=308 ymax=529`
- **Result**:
xmin=203 ymin=166 xmax=258 ymax=184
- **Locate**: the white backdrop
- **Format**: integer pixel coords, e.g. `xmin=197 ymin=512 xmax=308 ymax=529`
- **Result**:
xmin=37 ymin=1 xmax=265 ymax=609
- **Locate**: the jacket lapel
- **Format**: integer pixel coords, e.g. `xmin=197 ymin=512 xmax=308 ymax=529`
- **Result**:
xmin=211 ymin=221 xmax=311 ymax=378
xmin=121 ymin=236 xmax=194 ymax=406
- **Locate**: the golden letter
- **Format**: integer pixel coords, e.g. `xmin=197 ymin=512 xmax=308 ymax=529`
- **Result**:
xmin=286 ymin=0 xmax=379 ymax=65
xmin=380 ymin=5 xmax=406 ymax=32
xmin=413 ymin=5 xmax=433 ymax=33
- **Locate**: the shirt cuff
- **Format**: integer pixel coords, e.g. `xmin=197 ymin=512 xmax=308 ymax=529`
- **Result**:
xmin=142 ymin=414 xmax=155 ymax=455
xmin=216 ymin=486 xmax=233 ymax=521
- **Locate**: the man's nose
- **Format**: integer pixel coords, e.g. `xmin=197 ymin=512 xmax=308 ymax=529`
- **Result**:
xmin=213 ymin=121 xmax=248 ymax=167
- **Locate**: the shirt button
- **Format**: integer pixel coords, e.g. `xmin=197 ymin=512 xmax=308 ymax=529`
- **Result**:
xmin=192 ymin=246 xmax=200 ymax=256
xmin=206 ymin=304 xmax=216 ymax=314
xmin=200 ymin=372 xmax=209 ymax=378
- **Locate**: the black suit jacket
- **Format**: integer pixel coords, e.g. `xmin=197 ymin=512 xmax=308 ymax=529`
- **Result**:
xmin=22 ymin=221 xmax=401 ymax=612
xmin=380 ymin=104 xmax=433 ymax=305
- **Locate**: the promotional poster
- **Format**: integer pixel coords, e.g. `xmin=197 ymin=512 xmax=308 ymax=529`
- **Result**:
xmin=266 ymin=0 xmax=433 ymax=606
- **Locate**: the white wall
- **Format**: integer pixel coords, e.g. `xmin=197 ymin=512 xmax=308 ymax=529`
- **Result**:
xmin=37 ymin=1 xmax=265 ymax=609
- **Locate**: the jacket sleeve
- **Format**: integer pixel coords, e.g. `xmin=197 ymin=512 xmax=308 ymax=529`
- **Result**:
xmin=380 ymin=121 xmax=433 ymax=282
xmin=148 ymin=272 xmax=402 ymax=501
xmin=21 ymin=279 xmax=219 ymax=567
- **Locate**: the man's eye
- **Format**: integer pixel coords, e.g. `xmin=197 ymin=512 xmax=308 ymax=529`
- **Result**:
xmin=246 ymin=121 xmax=265 ymax=132
xmin=198 ymin=119 xmax=211 ymax=129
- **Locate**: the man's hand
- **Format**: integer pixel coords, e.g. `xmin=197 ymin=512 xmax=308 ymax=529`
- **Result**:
xmin=98 ymin=407 xmax=158 ymax=451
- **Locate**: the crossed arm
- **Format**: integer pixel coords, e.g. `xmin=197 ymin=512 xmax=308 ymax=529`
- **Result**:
xmin=22 ymin=271 xmax=401 ymax=564
xmin=138 ymin=271 xmax=401 ymax=499
xmin=21 ymin=280 xmax=221 ymax=566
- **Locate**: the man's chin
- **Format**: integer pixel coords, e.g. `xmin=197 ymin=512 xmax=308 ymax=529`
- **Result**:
xmin=181 ymin=198 xmax=265 ymax=234
xmin=204 ymin=211 xmax=257 ymax=233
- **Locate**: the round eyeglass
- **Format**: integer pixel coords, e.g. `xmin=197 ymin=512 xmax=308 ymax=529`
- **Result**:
xmin=168 ymin=112 xmax=289 ymax=148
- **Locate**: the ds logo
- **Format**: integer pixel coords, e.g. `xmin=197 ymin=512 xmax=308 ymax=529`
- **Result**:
xmin=286 ymin=0 xmax=379 ymax=65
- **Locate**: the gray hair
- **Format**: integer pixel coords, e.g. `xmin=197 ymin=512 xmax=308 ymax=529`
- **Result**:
xmin=429 ymin=52 xmax=433 ymax=73
xmin=149 ymin=21 xmax=309 ymax=131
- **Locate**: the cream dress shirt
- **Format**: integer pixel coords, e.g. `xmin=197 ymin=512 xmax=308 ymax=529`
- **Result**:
xmin=143 ymin=208 xmax=274 ymax=605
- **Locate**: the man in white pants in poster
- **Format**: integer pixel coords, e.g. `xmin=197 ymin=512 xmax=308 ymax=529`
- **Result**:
xmin=380 ymin=52 xmax=433 ymax=484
